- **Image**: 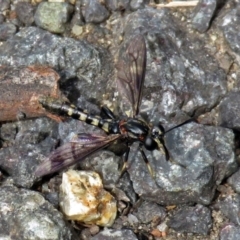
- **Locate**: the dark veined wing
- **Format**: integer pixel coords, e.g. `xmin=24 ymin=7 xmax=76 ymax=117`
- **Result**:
xmin=34 ymin=133 xmax=121 ymax=177
xmin=116 ymin=35 xmax=146 ymax=117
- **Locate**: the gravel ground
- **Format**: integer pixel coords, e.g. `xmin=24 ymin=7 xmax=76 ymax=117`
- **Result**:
xmin=0 ymin=0 xmax=240 ymax=239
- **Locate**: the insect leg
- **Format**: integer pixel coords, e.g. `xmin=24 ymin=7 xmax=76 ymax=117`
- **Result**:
xmin=139 ymin=145 xmax=155 ymax=178
xmin=159 ymin=138 xmax=170 ymax=160
xmin=117 ymin=145 xmax=130 ymax=181
xmin=100 ymin=106 xmax=116 ymax=119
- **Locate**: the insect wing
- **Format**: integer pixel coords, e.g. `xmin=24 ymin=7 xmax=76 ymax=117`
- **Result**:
xmin=34 ymin=133 xmax=121 ymax=177
xmin=116 ymin=35 xmax=146 ymax=117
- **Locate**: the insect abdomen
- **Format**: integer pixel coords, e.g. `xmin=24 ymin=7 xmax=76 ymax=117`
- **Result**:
xmin=39 ymin=96 xmax=113 ymax=133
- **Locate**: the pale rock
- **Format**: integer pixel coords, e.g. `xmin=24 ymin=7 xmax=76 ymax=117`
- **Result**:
xmin=60 ymin=170 xmax=117 ymax=227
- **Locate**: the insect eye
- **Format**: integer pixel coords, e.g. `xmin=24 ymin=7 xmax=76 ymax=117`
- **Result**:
xmin=152 ymin=125 xmax=164 ymax=137
xmin=152 ymin=128 xmax=158 ymax=135
xmin=144 ymin=136 xmax=157 ymax=150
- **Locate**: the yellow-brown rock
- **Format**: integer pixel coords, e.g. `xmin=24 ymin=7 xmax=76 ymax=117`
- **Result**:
xmin=59 ymin=170 xmax=117 ymax=227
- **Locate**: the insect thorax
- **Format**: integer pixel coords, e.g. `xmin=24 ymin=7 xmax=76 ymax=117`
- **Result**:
xmin=119 ymin=118 xmax=150 ymax=139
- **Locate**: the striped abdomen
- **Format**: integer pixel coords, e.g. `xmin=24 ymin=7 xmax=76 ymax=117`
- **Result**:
xmin=39 ymin=96 xmax=119 ymax=134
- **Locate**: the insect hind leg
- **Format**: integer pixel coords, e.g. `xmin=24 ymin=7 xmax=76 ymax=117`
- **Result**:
xmin=116 ymin=145 xmax=130 ymax=182
xmin=117 ymin=143 xmax=156 ymax=182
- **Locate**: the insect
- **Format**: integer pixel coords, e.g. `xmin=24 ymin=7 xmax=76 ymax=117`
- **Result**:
xmin=35 ymin=35 xmax=168 ymax=178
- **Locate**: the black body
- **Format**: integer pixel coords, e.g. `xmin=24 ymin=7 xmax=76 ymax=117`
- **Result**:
xmin=35 ymin=35 xmax=164 ymax=177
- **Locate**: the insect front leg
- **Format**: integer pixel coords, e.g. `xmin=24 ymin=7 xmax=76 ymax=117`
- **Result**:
xmin=139 ymin=144 xmax=156 ymax=179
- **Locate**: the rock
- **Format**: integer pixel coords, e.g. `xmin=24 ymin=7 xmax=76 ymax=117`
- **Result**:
xmin=15 ymin=2 xmax=35 ymax=26
xmin=128 ymin=122 xmax=236 ymax=205
xmin=0 ymin=13 xmax=5 ymax=24
xmin=0 ymin=65 xmax=62 ymax=122
xmin=0 ymin=27 xmax=112 ymax=102
xmin=105 ymin=0 xmax=130 ymax=11
xmin=219 ymin=92 xmax=240 ymax=130
xmin=0 ymin=0 xmax=10 ymax=11
xmin=0 ymin=118 xmax=59 ymax=188
xmin=0 ymin=185 xmax=74 ymax=240
xmin=216 ymin=194 xmax=240 ymax=225
xmin=34 ymin=2 xmax=73 ymax=33
xmin=0 ymin=23 xmax=17 ymax=41
xmin=219 ymin=4 xmax=240 ymax=55
xmin=130 ymin=0 xmax=149 ymax=11
xmin=132 ymin=200 xmax=166 ymax=224
xmin=91 ymin=228 xmax=138 ymax=240
xmin=114 ymin=8 xmax=227 ymax=128
xmin=227 ymin=169 xmax=240 ymax=193
xmin=169 ymin=204 xmax=212 ymax=235
xmin=83 ymin=0 xmax=110 ymax=23
xmin=70 ymin=0 xmax=84 ymax=26
xmin=191 ymin=0 xmax=218 ymax=33
xmin=220 ymin=223 xmax=240 ymax=240
xmin=59 ymin=170 xmax=117 ymax=227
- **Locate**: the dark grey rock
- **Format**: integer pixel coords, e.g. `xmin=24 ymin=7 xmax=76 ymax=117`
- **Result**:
xmin=105 ymin=0 xmax=130 ymax=11
xmin=78 ymin=142 xmax=122 ymax=185
xmin=0 ymin=122 xmax=18 ymax=143
xmin=0 ymin=27 xmax=112 ymax=102
xmin=216 ymin=194 xmax=240 ymax=226
xmin=0 ymin=185 xmax=74 ymax=239
xmin=0 ymin=0 xmax=10 ymax=11
xmin=128 ymin=122 xmax=236 ymax=205
xmin=219 ymin=92 xmax=240 ymax=130
xmin=130 ymin=0 xmax=149 ymax=11
xmin=116 ymin=172 xmax=137 ymax=203
xmin=81 ymin=227 xmax=96 ymax=240
xmin=191 ymin=0 xmax=218 ymax=33
xmin=57 ymin=118 xmax=90 ymax=144
xmin=132 ymin=200 xmax=166 ymax=224
xmin=164 ymin=122 xmax=236 ymax=186
xmin=169 ymin=204 xmax=212 ymax=235
xmin=16 ymin=2 xmax=35 ymax=26
xmin=219 ymin=5 xmax=240 ymax=55
xmin=0 ymin=23 xmax=17 ymax=41
xmin=44 ymin=192 xmax=60 ymax=208
xmin=34 ymin=2 xmax=73 ymax=33
xmin=0 ymin=13 xmax=5 ymax=24
xmin=220 ymin=223 xmax=240 ymax=240
xmin=0 ymin=118 xmax=59 ymax=188
xmin=115 ymin=8 xmax=227 ymax=129
xmin=70 ymin=0 xmax=84 ymax=26
xmin=228 ymin=169 xmax=240 ymax=193
xmin=83 ymin=0 xmax=110 ymax=23
xmin=91 ymin=228 xmax=138 ymax=240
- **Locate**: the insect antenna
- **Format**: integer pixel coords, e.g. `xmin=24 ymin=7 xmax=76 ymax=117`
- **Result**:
xmin=158 ymin=118 xmax=196 ymax=169
xmin=163 ymin=118 xmax=196 ymax=134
